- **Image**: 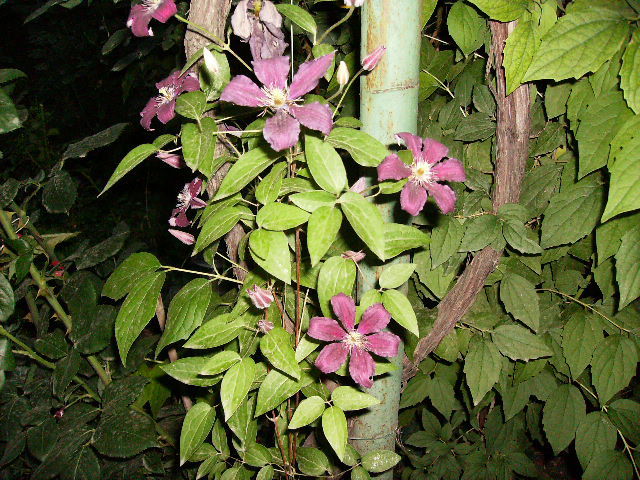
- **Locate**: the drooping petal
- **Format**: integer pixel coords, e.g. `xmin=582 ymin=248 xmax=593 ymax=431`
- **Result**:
xmin=127 ymin=4 xmax=154 ymax=37
xmin=357 ymin=303 xmax=391 ymax=335
xmin=395 ymin=132 xmax=424 ymax=160
xmin=400 ymin=181 xmax=428 ymax=216
xmin=259 ymin=0 xmax=283 ymax=28
xmin=168 ymin=229 xmax=195 ymax=245
xmin=188 ymin=178 xmax=203 ymax=197
xmin=289 ymin=52 xmax=335 ymax=100
xmin=220 ymin=75 xmax=267 ymax=107
xmin=422 ymin=138 xmax=449 ymax=164
xmin=169 ymin=210 xmax=190 ymax=228
xmin=253 ymin=56 xmax=290 ymax=89
xmin=190 ymin=198 xmax=207 ymax=209
xmin=432 ymin=158 xmax=466 ymax=182
xmin=152 ymin=0 xmax=177 ymax=23
xmin=289 ymin=102 xmax=333 ymax=135
xmin=259 ymin=25 xmax=288 ymax=59
xmin=156 ymin=100 xmax=176 ymax=124
xmin=230 ymin=0 xmax=252 ymax=39
xmin=331 ymin=293 xmax=356 ymax=331
xmin=349 ymin=349 xmax=376 ymax=388
xmin=426 ymin=182 xmax=457 ymax=214
xmin=140 ymin=97 xmax=158 ymax=131
xmin=156 ymin=152 xmax=184 ymax=168
xmin=180 ymin=73 xmax=201 ymax=93
xmin=263 ymin=110 xmax=301 ymax=151
xmin=377 ymin=154 xmax=411 ymax=181
xmin=308 ymin=317 xmax=348 ymax=341
xmin=315 ymin=342 xmax=349 ymax=373
xmin=366 ymin=332 xmax=401 ymax=358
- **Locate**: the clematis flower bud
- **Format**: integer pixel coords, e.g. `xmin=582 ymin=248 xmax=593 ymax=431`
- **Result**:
xmin=258 ymin=319 xmax=275 ymax=333
xmin=362 ymin=46 xmax=386 ymax=71
xmin=156 ymin=151 xmax=185 ymax=169
xmin=336 ymin=61 xmax=349 ymax=89
xmin=168 ymin=229 xmax=195 ymax=245
xmin=248 ymin=285 xmax=275 ymax=309
xmin=341 ymin=250 xmax=366 ymax=262
xmin=344 ymin=0 xmax=365 ymax=6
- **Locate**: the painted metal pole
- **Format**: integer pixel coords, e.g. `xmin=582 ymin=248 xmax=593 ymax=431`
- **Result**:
xmin=350 ymin=0 xmax=421 ymax=475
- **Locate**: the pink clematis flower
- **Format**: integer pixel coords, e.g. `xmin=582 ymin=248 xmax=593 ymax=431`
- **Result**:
xmin=140 ymin=71 xmax=200 ymax=131
xmin=168 ymin=229 xmax=195 ymax=245
xmin=377 ymin=133 xmax=466 ymax=216
xmin=231 ymin=0 xmax=288 ymax=60
xmin=344 ymin=0 xmax=365 ymax=6
xmin=248 ymin=285 xmax=275 ymax=309
xmin=127 ymin=0 xmax=177 ymax=37
xmin=156 ymin=151 xmax=185 ymax=169
xmin=220 ymin=54 xmax=335 ymax=151
xmin=169 ymin=178 xmax=207 ymax=228
xmin=308 ymin=293 xmax=401 ymax=388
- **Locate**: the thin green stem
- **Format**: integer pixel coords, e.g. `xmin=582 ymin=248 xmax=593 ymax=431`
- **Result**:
xmin=10 ymin=202 xmax=58 ymax=262
xmin=160 ymin=265 xmax=244 ymax=284
xmin=316 ymin=6 xmax=354 ymax=45
xmin=422 ymin=69 xmax=454 ymax=98
xmin=332 ymin=68 xmax=364 ymax=117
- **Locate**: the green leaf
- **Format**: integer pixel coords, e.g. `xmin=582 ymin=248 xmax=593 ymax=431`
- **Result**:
xmin=541 ymin=175 xmax=604 ymax=248
xmin=467 ymin=0 xmax=526 ymax=21
xmin=255 ymin=162 xmax=287 ymax=205
xmin=175 ymin=91 xmax=207 ymax=120
xmin=430 ymin=216 xmax=463 ymax=268
xmin=524 ymin=11 xmax=629 ymax=82
xmin=296 ymin=447 xmax=331 ymax=476
xmin=42 ymin=171 xmax=77 ymax=214
xmin=221 ymin=358 xmax=255 ymax=420
xmin=322 ymin=406 xmax=347 ymax=461
xmin=0 ymin=90 xmax=20 ymax=134
xmin=200 ymin=48 xmax=231 ymax=99
xmin=317 ymin=256 xmax=356 ymax=317
xmin=361 ymin=450 xmax=401 ymax=474
xmin=305 ymin=136 xmax=347 ymax=195
xmin=615 ymin=226 xmax=640 ymax=308
xmin=620 ymin=31 xmax=640 ymax=114
xmin=255 ymin=369 xmax=312 ymax=416
xmin=379 ymin=264 xmax=416 ymax=290
xmin=52 ymin=349 xmax=81 ymax=395
xmin=561 ymin=313 xmax=603 ymax=379
xmin=340 ymin=191 xmax=386 ymax=260
xmin=543 ymin=384 xmax=586 ymax=454
xmin=459 ymin=214 xmax=501 ymax=252
xmin=454 ymin=113 xmax=495 ymax=141
xmin=115 ymin=272 xmax=165 ymax=364
xmin=200 ymin=351 xmax=241 ymax=375
xmin=289 ymin=397 xmax=326 ymax=429
xmin=0 ymin=338 xmax=15 ymax=371
xmin=583 ymin=450 xmax=633 ymax=480
xmin=179 ymin=402 xmax=216 ymax=465
xmin=102 ymin=252 xmax=161 ymax=300
xmin=503 ymin=20 xmax=537 ymax=94
xmin=447 ymin=1 xmax=485 ymax=56
xmin=244 ymin=443 xmax=271 ymax=467
xmin=382 ymin=289 xmax=419 ymax=336
xmin=331 ymin=386 xmax=380 ymax=411
xmin=62 ymin=123 xmax=128 ymax=160
xmin=76 ymin=223 xmax=129 ymax=270
xmin=491 ymin=325 xmax=552 ymax=361
xmin=500 ymin=273 xmax=539 ymax=331
xmin=100 ymin=144 xmax=158 ymax=195
xmin=256 ymin=203 xmax=310 ymax=230
xmin=195 ymin=207 xmax=244 ymax=254
xmin=520 ymin=164 xmax=562 ymax=217
xmin=93 ymin=408 xmax=156 ymax=458
xmin=290 ymin=190 xmax=336 ymax=212
xmin=0 ymin=273 xmax=14 ymax=322
xmin=327 ymin=128 xmax=388 ymax=167
xmin=307 ymin=206 xmax=342 ymax=266
xmin=575 ymin=412 xmax=617 ymax=469
xmin=0 ymin=178 xmax=20 ymax=208
xmin=384 ymin=223 xmax=430 ymax=258
xmin=249 ymin=229 xmax=291 ymax=284
xmin=156 ymin=279 xmax=213 ymax=355
xmin=608 ymin=399 xmax=640 ymax=444
xmin=159 ymin=358 xmax=221 ymax=386
xmin=256 ymin=466 xmax=274 ymax=480
xmin=351 ymin=466 xmax=371 ymax=480
xmin=184 ymin=316 xmax=245 ymax=349
xmin=214 ymin=146 xmax=281 ymax=200
xmin=276 ymin=4 xmax=317 ymax=36
xmin=181 ymin=118 xmax=218 ymax=174
xmin=591 ymin=334 xmax=638 ymax=405
xmin=502 ymin=221 xmax=542 ymax=254
xmin=464 ymin=338 xmax=502 ymax=405
xmin=260 ymin=327 xmax=300 ymax=379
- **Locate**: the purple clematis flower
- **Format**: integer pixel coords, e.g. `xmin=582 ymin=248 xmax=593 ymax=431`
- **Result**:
xmin=377 ymin=132 xmax=466 ymax=216
xmin=308 ymin=293 xmax=401 ymax=389
xmin=156 ymin=151 xmax=185 ymax=169
xmin=140 ymin=71 xmax=200 ymax=131
xmin=231 ymin=0 xmax=288 ymax=60
xmin=168 ymin=229 xmax=195 ymax=245
xmin=169 ymin=178 xmax=207 ymax=227
xmin=127 ymin=0 xmax=177 ymax=37
xmin=220 ymin=54 xmax=335 ymax=151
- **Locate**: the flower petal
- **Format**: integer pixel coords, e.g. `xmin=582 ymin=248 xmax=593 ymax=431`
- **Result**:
xmin=230 ymin=0 xmax=252 ymax=39
xmin=168 ymin=229 xmax=195 ymax=245
xmin=289 ymin=102 xmax=333 ymax=135
xmin=263 ymin=110 xmax=301 ymax=151
xmin=259 ymin=0 xmax=283 ymax=28
xmin=188 ymin=177 xmax=203 ymax=197
xmin=400 ymin=181 xmax=428 ymax=216
xmin=156 ymin=71 xmax=181 ymax=90
xmin=152 ymin=0 xmax=177 ymax=23
xmin=127 ymin=4 xmax=154 ymax=37
xmin=377 ymin=153 xmax=411 ymax=181
xmin=357 ymin=303 xmax=391 ymax=335
xmin=190 ymin=198 xmax=207 ymax=209
xmin=180 ymin=73 xmax=201 ymax=93
xmin=423 ymin=138 xmax=449 ymax=164
xmin=156 ymin=101 xmax=176 ymax=124
xmin=140 ymin=98 xmax=158 ymax=131
xmin=349 ymin=349 xmax=376 ymax=388
xmin=169 ymin=210 xmax=190 ymax=228
xmin=426 ymin=182 xmax=457 ymax=214
xmin=220 ymin=75 xmax=267 ymax=107
xmin=432 ymin=158 xmax=466 ymax=182
xmin=315 ymin=342 xmax=349 ymax=373
xmin=395 ymin=132 xmax=423 ymax=160
xmin=289 ymin=52 xmax=335 ymax=100
xmin=331 ymin=293 xmax=356 ymax=331
xmin=253 ymin=56 xmax=290 ymax=89
xmin=308 ymin=317 xmax=347 ymax=341
xmin=366 ymin=332 xmax=401 ymax=358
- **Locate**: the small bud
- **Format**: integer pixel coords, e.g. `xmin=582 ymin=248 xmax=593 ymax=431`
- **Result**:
xmin=258 ymin=319 xmax=275 ymax=333
xmin=341 ymin=250 xmax=366 ymax=263
xmin=202 ymin=48 xmax=220 ymax=75
xmin=168 ymin=229 xmax=195 ymax=245
xmin=344 ymin=0 xmax=365 ymax=7
xmin=362 ymin=45 xmax=386 ymax=71
xmin=248 ymin=285 xmax=275 ymax=309
xmin=336 ymin=61 xmax=349 ymax=88
xmin=156 ymin=151 xmax=185 ymax=169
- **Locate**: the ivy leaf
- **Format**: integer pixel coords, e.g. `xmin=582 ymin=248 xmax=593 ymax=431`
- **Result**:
xmin=361 ymin=450 xmax=401 ymax=474
xmin=464 ymin=338 xmax=502 ymax=405
xmin=575 ymin=412 xmax=617 ymax=470
xmin=499 ymin=273 xmax=539 ymax=331
xmin=340 ymin=191 xmax=386 ymax=260
xmin=305 ymin=136 xmax=347 ymax=195
xmin=620 ymin=31 xmax=640 ymax=114
xmin=249 ymin=229 xmax=291 ymax=284
xmin=179 ymin=402 xmax=216 ymax=465
xmin=615 ymin=226 xmax=640 ymax=309
xmin=327 ymin=128 xmax=389 ymax=167
xmin=221 ymin=358 xmax=255 ymax=420
xmin=322 ymin=406 xmax=347 ymax=461
xmin=256 ymin=203 xmax=310 ymax=231
xmin=466 ymin=0 xmax=527 ymax=22
xmin=317 ymin=256 xmax=356 ymax=317
xmin=288 ymin=397 xmax=326 ymax=429
xmin=561 ymin=313 xmax=603 ymax=379
xmin=307 ymin=206 xmax=342 ymax=266
xmin=378 ymin=264 xmax=416 ymax=290
xmin=382 ymin=289 xmax=419 ymax=336
xmin=503 ymin=20 xmax=537 ymax=94
xmin=591 ymin=334 xmax=638 ymax=405
xmin=214 ymin=146 xmax=281 ymax=200
xmin=491 ymin=325 xmax=552 ymax=361
xmin=447 ymin=1 xmax=485 ymax=57
xmin=543 ymin=384 xmax=586 ymax=454
xmin=260 ymin=327 xmax=300 ymax=379
xmin=331 ymin=386 xmax=380 ymax=411
xmin=100 ymin=144 xmax=158 ymax=195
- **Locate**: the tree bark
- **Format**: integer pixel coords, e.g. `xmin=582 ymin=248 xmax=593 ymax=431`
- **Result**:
xmin=404 ymin=20 xmax=531 ymax=381
xmin=184 ymin=0 xmax=232 ymax=59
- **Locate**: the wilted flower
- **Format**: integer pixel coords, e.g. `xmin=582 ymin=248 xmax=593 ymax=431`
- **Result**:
xmin=53 ymin=408 xmax=65 ymax=419
xmin=156 ymin=151 xmax=185 ymax=169
xmin=140 ymin=71 xmax=200 ymax=131
xmin=169 ymin=178 xmax=207 ymax=227
xmin=127 ymin=0 xmax=177 ymax=37
xmin=344 ymin=0 xmax=365 ymax=7
xmin=248 ymin=284 xmax=275 ymax=309
xmin=231 ymin=0 xmax=287 ymax=60
xmin=168 ymin=229 xmax=195 ymax=245
xmin=362 ymin=46 xmax=386 ymax=71
xmin=341 ymin=250 xmax=366 ymax=262
xmin=220 ymin=54 xmax=335 ymax=151
xmin=377 ymin=133 xmax=465 ymax=216
xmin=258 ymin=319 xmax=275 ymax=333
xmin=308 ymin=293 xmax=400 ymax=388
xmin=336 ymin=61 xmax=349 ymax=88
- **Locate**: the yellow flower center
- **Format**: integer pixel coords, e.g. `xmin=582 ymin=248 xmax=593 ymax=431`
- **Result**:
xmin=158 ymin=86 xmax=176 ymax=103
xmin=253 ymin=0 xmax=262 ymax=15
xmin=411 ymin=161 xmax=433 ymax=185
xmin=343 ymin=331 xmax=367 ymax=350
xmin=263 ymin=87 xmax=290 ymax=109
